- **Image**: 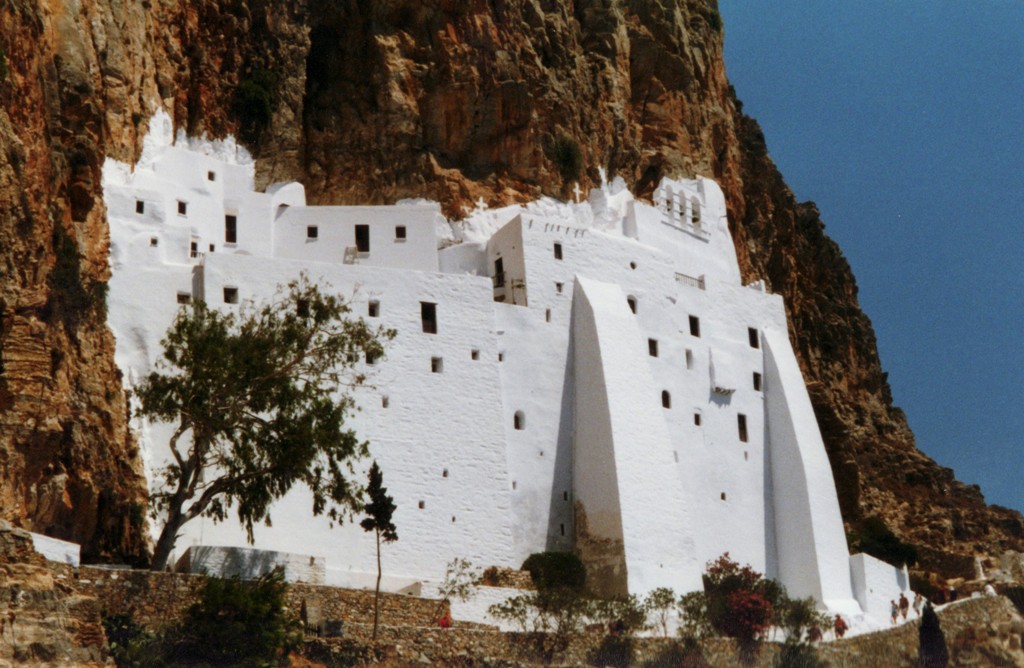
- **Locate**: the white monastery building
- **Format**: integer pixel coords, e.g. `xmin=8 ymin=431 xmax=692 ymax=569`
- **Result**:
xmin=102 ymin=112 xmax=908 ymax=627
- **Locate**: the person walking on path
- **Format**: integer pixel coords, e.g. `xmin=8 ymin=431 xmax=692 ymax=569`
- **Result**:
xmin=913 ymin=592 xmax=925 ymax=616
xmin=899 ymin=592 xmax=910 ymax=620
xmin=834 ymin=614 xmax=848 ymax=639
xmin=891 ymin=600 xmax=899 ymax=625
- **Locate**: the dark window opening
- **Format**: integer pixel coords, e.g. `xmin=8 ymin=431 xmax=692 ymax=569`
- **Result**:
xmin=753 ymin=372 xmax=762 ymax=391
xmin=661 ymin=391 xmax=671 ymax=408
xmin=395 ymin=225 xmax=407 ymax=240
xmin=494 ymin=257 xmax=505 ymax=288
xmin=421 ymin=302 xmax=437 ymax=334
xmin=431 ymin=357 xmax=443 ymax=373
xmin=629 ymin=261 xmax=637 ymax=270
xmin=648 ymin=338 xmax=659 ymax=357
xmin=498 ymin=352 xmax=505 ymax=362
xmin=560 ymin=524 xmax=565 ymax=536
xmin=514 ymin=411 xmax=525 ymax=430
xmin=223 ymin=287 xmax=239 ymax=304
xmin=177 ymin=200 xmax=187 ymax=216
xmin=355 ymin=224 xmax=370 ymax=252
xmin=553 ymin=242 xmax=563 ymax=260
xmin=738 ymin=414 xmax=749 ymax=442
xmin=748 ymin=327 xmax=760 ymax=349
xmin=382 ymin=396 xmax=389 ymax=408
xmin=150 ymin=237 xmax=159 ymax=247
xmin=208 ymin=244 xmax=215 ymax=252
xmin=563 ymin=491 xmax=569 ymax=501
xmin=225 ymin=215 xmax=237 ymax=243
xmin=471 ymin=349 xmax=480 ymax=360
xmin=366 ymin=349 xmax=379 ymax=365
xmin=721 ymin=492 xmax=727 ymax=501
xmin=556 ymin=282 xmax=564 ymax=294
xmin=418 ymin=500 xmax=425 ymax=509
xmin=207 ymin=171 xmax=216 ymax=181
xmin=686 ymin=349 xmax=694 ymax=369
xmin=190 ymin=241 xmax=198 ymax=258
xmin=545 ymin=309 xmax=551 ymax=323
xmin=368 ymin=301 xmax=379 ymax=317
xmin=694 ymin=413 xmax=701 ymax=426
xmin=627 ymin=296 xmax=637 ymax=314
xmin=443 ymin=469 xmax=449 ymax=478
xmin=689 ymin=315 xmax=701 ymax=337
xmin=176 ymin=292 xmax=191 ymax=304
xmin=307 ymin=225 xmax=318 ymax=239
xmin=136 ymin=200 xmax=145 ymax=214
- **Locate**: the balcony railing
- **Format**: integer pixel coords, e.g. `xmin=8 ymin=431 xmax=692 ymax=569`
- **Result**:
xmin=675 ymin=272 xmax=706 ymax=290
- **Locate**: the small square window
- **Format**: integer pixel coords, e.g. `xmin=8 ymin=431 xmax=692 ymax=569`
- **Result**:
xmin=418 ymin=500 xmax=425 ymax=509
xmin=307 ymin=225 xmax=318 ymax=240
xmin=382 ymin=396 xmax=389 ymax=408
xmin=648 ymin=338 xmax=659 ymax=357
xmin=498 ymin=352 xmax=505 ymax=362
xmin=395 ymin=225 xmax=407 ymax=240
xmin=177 ymin=200 xmax=187 ymax=216
xmin=207 ymin=171 xmax=216 ymax=182
xmin=176 ymin=292 xmax=191 ymax=304
xmin=555 ymin=282 xmax=564 ymax=294
xmin=368 ymin=301 xmax=379 ymax=317
xmin=738 ymin=414 xmax=749 ymax=443
xmin=223 ymin=287 xmax=239 ymax=304
xmin=689 ymin=315 xmax=701 ymax=337
xmin=443 ymin=469 xmax=449 ymax=478
xmin=431 ymin=357 xmax=443 ymax=373
xmin=748 ymin=327 xmax=760 ymax=349
xmin=208 ymin=243 xmax=215 ymax=252
xmin=471 ymin=349 xmax=480 ymax=360
xmin=136 ymin=200 xmax=145 ymax=214
xmin=553 ymin=242 xmax=563 ymax=260
xmin=753 ymin=372 xmax=762 ymax=392
xmin=150 ymin=237 xmax=159 ymax=247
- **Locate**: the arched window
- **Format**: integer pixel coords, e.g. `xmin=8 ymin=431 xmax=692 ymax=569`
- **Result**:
xmin=661 ymin=391 xmax=671 ymax=409
xmin=514 ymin=411 xmax=525 ymax=430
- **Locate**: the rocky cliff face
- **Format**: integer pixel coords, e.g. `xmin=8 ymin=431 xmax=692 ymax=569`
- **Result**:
xmin=0 ymin=0 xmax=1019 ymax=576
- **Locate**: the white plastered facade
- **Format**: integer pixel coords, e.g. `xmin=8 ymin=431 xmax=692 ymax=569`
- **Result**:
xmin=103 ymin=113 xmax=908 ymax=627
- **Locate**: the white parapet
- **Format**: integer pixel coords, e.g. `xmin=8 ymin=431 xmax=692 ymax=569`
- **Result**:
xmin=175 ymin=545 xmax=326 ymax=584
xmin=28 ymin=532 xmax=81 ymax=567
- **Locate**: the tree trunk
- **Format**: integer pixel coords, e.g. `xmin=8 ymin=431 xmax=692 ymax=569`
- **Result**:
xmin=150 ymin=503 xmax=185 ymax=571
xmin=373 ymin=529 xmax=381 ymax=642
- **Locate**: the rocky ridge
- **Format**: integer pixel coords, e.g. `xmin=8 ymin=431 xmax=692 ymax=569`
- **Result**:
xmin=0 ymin=0 xmax=1020 ymax=577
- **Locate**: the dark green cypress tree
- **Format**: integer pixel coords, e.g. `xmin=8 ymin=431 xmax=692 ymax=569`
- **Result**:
xmin=361 ymin=461 xmax=397 ymax=642
xmin=918 ymin=603 xmax=949 ymax=668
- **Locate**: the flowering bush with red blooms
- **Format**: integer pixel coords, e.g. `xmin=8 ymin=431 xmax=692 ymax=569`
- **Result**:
xmin=696 ymin=553 xmax=783 ymax=642
xmin=721 ymin=590 xmax=773 ymax=640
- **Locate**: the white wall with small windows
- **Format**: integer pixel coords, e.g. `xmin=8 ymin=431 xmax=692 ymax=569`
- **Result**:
xmin=103 ymin=115 xmax=892 ymax=631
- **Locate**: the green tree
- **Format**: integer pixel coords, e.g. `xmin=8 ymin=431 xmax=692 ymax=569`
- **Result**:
xmin=360 ymin=460 xmax=397 ymax=642
xmin=644 ymin=587 xmax=677 ymax=637
xmin=138 ymin=276 xmax=394 ymax=570
xmin=169 ymin=568 xmax=301 ymax=667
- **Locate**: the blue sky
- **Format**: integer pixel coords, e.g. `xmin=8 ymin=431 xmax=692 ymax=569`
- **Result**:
xmin=717 ymin=1 xmax=1024 ymax=512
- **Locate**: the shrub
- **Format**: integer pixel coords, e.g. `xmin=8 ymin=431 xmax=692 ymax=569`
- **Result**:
xmin=166 ymin=569 xmax=301 ymax=667
xmin=234 ymin=69 xmax=279 ymax=144
xmin=552 ymin=135 xmax=583 ymax=184
xmin=102 ymin=611 xmax=165 ymax=668
xmin=644 ymin=587 xmax=677 ymax=637
xmin=521 ymin=551 xmax=586 ymax=592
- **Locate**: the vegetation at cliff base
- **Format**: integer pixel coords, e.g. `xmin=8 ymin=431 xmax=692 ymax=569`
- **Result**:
xmin=234 ymin=69 xmax=279 ymax=144
xmin=553 ymin=135 xmax=583 ymax=185
xmin=137 ymin=275 xmax=394 ymax=570
xmin=104 ymin=569 xmax=300 ymax=667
